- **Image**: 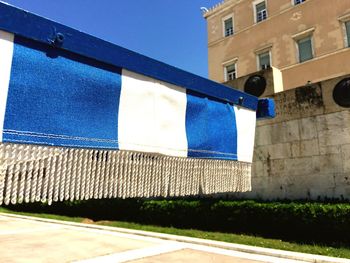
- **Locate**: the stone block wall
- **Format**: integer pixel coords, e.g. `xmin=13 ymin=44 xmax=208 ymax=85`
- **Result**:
xmin=234 ymin=75 xmax=350 ymax=200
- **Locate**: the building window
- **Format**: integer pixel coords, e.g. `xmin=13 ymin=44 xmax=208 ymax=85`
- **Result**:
xmin=293 ymin=0 xmax=306 ymax=5
xmin=297 ymin=36 xmax=313 ymax=62
xmin=258 ymin=51 xmax=271 ymax=70
xmin=345 ymin=21 xmax=350 ymax=47
xmin=225 ymin=63 xmax=237 ymax=81
xmin=223 ymin=17 xmax=234 ymax=37
xmin=255 ymin=1 xmax=267 ymax=23
xmin=338 ymin=14 xmax=350 ymax=48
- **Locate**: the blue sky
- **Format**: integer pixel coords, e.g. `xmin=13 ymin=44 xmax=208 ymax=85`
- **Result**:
xmin=5 ymin=0 xmax=221 ymax=78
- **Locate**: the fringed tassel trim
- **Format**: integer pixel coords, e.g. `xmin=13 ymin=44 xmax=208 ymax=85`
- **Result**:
xmin=0 ymin=143 xmax=251 ymax=205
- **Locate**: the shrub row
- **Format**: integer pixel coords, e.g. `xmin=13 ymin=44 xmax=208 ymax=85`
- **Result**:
xmin=7 ymin=199 xmax=350 ymax=246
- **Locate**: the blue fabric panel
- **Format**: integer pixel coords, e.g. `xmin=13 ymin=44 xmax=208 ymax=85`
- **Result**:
xmin=0 ymin=3 xmax=259 ymax=111
xmin=256 ymin=98 xmax=276 ymax=119
xmin=3 ymin=36 xmax=121 ymax=149
xmin=185 ymin=91 xmax=238 ymax=160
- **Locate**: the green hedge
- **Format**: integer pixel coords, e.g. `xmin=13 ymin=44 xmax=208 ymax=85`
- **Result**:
xmin=6 ymin=199 xmax=350 ymax=246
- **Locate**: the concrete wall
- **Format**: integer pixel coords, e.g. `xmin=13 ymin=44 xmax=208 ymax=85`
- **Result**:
xmin=204 ymin=0 xmax=350 ymax=90
xmin=233 ymin=75 xmax=350 ymax=200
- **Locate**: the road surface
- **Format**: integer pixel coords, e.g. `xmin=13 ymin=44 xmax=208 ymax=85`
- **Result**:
xmin=0 ymin=213 xmax=311 ymax=263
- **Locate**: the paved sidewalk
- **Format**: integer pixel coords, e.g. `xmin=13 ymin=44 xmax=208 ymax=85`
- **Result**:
xmin=0 ymin=213 xmax=348 ymax=263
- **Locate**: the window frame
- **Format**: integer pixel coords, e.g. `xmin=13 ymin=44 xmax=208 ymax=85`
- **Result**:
xmin=338 ymin=14 xmax=350 ymax=48
xmin=292 ymin=28 xmax=315 ymax=63
xmin=222 ymin=14 xmax=234 ymax=37
xmin=253 ymin=0 xmax=268 ymax=23
xmin=343 ymin=20 xmax=350 ymax=48
xmin=224 ymin=62 xmax=237 ymax=82
xmin=256 ymin=50 xmax=272 ymax=71
xmin=296 ymin=36 xmax=314 ymax=63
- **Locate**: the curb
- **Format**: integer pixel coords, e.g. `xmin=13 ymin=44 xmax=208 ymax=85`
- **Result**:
xmin=0 ymin=212 xmax=348 ymax=263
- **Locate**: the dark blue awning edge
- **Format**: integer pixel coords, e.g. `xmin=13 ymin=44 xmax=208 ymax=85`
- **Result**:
xmin=257 ymin=98 xmax=276 ymax=119
xmin=0 ymin=1 xmax=259 ymax=111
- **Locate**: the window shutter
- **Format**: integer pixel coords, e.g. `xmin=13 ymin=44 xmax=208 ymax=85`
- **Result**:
xmin=298 ymin=37 xmax=313 ymax=62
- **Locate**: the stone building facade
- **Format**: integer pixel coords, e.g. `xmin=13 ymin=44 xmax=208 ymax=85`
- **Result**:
xmin=236 ymin=75 xmax=350 ymax=200
xmin=204 ymin=0 xmax=350 ymax=91
xmin=204 ymin=0 xmax=350 ymax=200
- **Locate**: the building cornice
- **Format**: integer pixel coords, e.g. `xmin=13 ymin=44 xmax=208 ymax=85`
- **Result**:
xmin=203 ymin=0 xmax=241 ymax=19
xmin=338 ymin=12 xmax=350 ymax=22
xmin=291 ymin=27 xmax=315 ymax=40
xmin=222 ymin=57 xmax=239 ymax=65
xmin=254 ymin=44 xmax=273 ymax=54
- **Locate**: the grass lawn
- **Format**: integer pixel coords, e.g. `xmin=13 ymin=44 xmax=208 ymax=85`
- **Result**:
xmin=0 ymin=206 xmax=349 ymax=259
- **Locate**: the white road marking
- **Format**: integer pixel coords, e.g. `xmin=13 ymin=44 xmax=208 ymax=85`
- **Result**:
xmin=184 ymin=243 xmax=309 ymax=263
xmin=60 ymin=223 xmax=167 ymax=244
xmin=74 ymin=242 xmax=186 ymax=263
xmin=74 ymin=241 xmax=309 ymax=263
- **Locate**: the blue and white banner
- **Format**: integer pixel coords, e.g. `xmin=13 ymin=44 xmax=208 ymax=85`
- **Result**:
xmin=0 ymin=3 xmax=276 ymax=204
xmin=0 ymin=30 xmax=256 ymax=163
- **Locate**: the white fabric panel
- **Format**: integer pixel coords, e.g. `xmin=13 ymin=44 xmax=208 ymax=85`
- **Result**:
xmin=118 ymin=69 xmax=188 ymax=157
xmin=234 ymin=106 xmax=256 ymax=163
xmin=118 ymin=70 xmax=155 ymax=152
xmin=0 ymin=30 xmax=14 ymax=142
xmin=154 ymin=79 xmax=188 ymax=156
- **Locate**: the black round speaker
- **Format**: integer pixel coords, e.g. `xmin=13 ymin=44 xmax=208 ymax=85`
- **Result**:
xmin=244 ymin=75 xmax=266 ymax=97
xmin=333 ymin=78 xmax=350 ymax=108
